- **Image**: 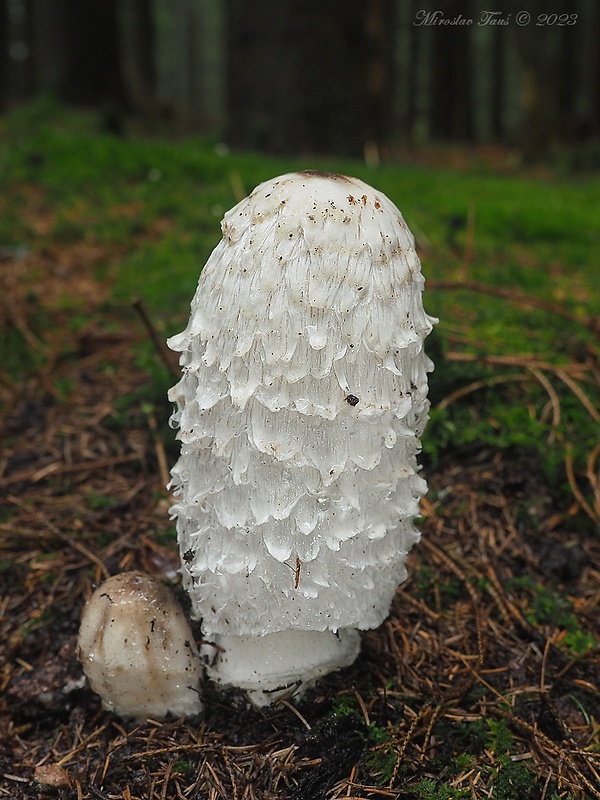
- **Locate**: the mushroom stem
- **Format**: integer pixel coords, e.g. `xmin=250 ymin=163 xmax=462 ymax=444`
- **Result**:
xmin=205 ymin=629 xmax=360 ymax=706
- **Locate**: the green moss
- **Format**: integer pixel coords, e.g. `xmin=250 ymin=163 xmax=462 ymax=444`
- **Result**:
xmin=509 ymin=579 xmax=597 ymax=655
xmin=365 ymin=722 xmax=397 ymax=785
xmin=331 ymin=696 xmax=360 ymax=718
xmin=492 ymin=756 xmax=538 ymax=800
xmin=410 ymin=778 xmax=470 ymax=799
xmin=413 ymin=564 xmax=463 ymax=602
xmin=86 ymin=491 xmax=119 ymax=511
xmin=485 ymin=719 xmax=514 ymax=755
xmin=154 ymin=527 xmax=178 ymax=548
xmin=172 ymin=759 xmax=195 ymax=778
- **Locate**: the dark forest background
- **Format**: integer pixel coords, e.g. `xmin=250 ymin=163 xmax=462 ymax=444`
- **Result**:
xmin=1 ymin=0 xmax=599 ymax=161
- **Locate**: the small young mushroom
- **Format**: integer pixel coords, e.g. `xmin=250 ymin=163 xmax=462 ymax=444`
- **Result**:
xmin=77 ymin=572 xmax=203 ymax=719
xmin=168 ymin=171 xmax=436 ymax=704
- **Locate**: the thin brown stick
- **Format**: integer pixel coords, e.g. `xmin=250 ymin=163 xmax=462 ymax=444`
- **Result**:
xmin=389 ymin=705 xmax=426 ymax=789
xmin=445 ymin=352 xmax=598 ymax=420
xmin=586 ymin=442 xmax=600 ymax=518
xmin=435 ymin=373 xmax=531 ymax=411
xmin=6 ymin=494 xmax=111 ymax=580
xmin=566 ymin=448 xmax=600 ymax=526
xmin=428 ymin=279 xmax=600 ymax=336
xmin=228 ymin=170 xmax=246 ymax=203
xmin=555 ymin=367 xmax=600 ymax=422
xmin=494 ymin=707 xmax=600 ymax=799
xmin=133 ymin=298 xmax=179 ymax=378
xmin=279 ymin=699 xmax=312 ymax=731
xmin=147 ymin=410 xmax=170 ymax=488
xmin=0 ymin=452 xmax=142 ymax=488
xmin=528 ymin=367 xmax=561 ymax=433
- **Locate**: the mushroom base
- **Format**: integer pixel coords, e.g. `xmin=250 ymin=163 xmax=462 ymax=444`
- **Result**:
xmin=205 ymin=628 xmax=361 ymax=706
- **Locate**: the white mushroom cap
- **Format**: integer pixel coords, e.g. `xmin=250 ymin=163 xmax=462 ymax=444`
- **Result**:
xmin=77 ymin=572 xmax=203 ymax=720
xmin=168 ymin=171 xmax=435 ymax=693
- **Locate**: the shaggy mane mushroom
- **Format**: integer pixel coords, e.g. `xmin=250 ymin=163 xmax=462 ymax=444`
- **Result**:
xmin=168 ymin=171 xmax=436 ymax=704
xmin=78 ymin=572 xmax=203 ymax=719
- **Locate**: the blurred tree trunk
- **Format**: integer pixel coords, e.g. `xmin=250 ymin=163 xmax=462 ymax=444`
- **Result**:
xmin=226 ymin=0 xmax=392 ymax=156
xmin=490 ymin=24 xmax=505 ymax=140
xmin=364 ymin=0 xmax=395 ymax=154
xmin=0 ymin=0 xmax=8 ymax=110
xmin=118 ymin=0 xmax=158 ymax=114
xmin=510 ymin=0 xmax=561 ymax=157
xmin=4 ymin=0 xmax=36 ymax=105
xmin=429 ymin=0 xmax=473 ymax=140
xmin=60 ymin=0 xmax=126 ymax=109
xmin=583 ymin=0 xmax=600 ymax=139
xmin=29 ymin=1 xmax=68 ymax=94
xmin=556 ymin=9 xmax=576 ymax=141
xmin=153 ymin=0 xmax=224 ymax=131
xmin=393 ymin=0 xmax=414 ymax=140
xmin=406 ymin=0 xmax=419 ymax=139
xmin=405 ymin=0 xmax=430 ymax=142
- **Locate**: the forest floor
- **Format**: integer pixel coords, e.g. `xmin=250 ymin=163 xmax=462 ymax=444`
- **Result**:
xmin=1 ymin=105 xmax=600 ymax=799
